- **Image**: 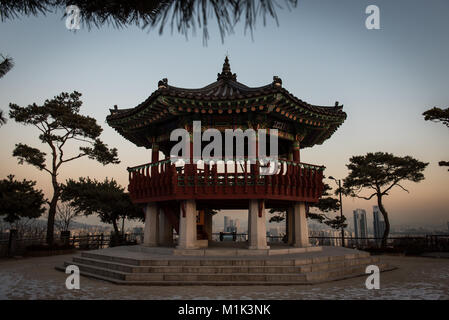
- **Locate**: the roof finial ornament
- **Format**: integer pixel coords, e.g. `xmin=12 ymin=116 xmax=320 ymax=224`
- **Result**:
xmin=158 ymin=78 xmax=168 ymax=89
xmin=217 ymin=56 xmax=237 ymax=81
xmin=273 ymin=76 xmax=282 ymax=87
xmin=223 ymin=56 xmax=231 ymax=73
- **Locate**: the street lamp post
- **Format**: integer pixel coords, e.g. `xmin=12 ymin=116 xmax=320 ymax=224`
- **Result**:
xmin=329 ymin=176 xmax=345 ymax=247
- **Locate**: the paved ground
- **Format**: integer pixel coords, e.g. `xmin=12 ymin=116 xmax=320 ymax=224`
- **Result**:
xmin=0 ymin=253 xmax=448 ymax=299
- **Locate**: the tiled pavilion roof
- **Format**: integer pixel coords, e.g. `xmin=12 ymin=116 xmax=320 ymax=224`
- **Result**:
xmin=107 ymin=57 xmax=347 ymax=149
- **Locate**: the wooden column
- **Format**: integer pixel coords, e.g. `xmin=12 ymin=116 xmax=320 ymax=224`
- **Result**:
xmin=250 ymin=134 xmax=259 ymax=182
xmin=151 ymin=143 xmax=159 ymax=177
xmin=292 ymin=140 xmax=300 ymax=163
xmin=186 ymin=131 xmax=196 ymax=176
xmin=151 ymin=142 xmax=159 ymax=163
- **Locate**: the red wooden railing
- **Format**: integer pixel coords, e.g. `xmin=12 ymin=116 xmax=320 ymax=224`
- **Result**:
xmin=127 ymin=158 xmax=325 ymax=203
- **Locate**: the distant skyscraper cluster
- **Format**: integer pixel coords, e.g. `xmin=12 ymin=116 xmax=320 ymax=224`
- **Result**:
xmin=353 ymin=209 xmax=368 ymax=240
xmin=224 ymin=216 xmax=239 ymax=233
xmin=309 ymin=229 xmax=353 ymax=246
xmin=373 ymin=206 xmax=386 ymax=240
xmin=267 ymin=226 xmax=285 ymax=242
xmin=352 ymin=206 xmax=386 ymax=245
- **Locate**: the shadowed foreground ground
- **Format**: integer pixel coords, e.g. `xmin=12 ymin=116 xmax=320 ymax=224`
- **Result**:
xmin=0 ymin=253 xmax=448 ymax=299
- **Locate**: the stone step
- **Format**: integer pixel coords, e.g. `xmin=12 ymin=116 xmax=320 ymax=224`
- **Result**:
xmin=67 ymin=261 xmax=308 ymax=282
xmin=57 ymin=261 xmax=390 ymax=285
xmin=81 ymin=252 xmax=144 ymax=266
xmin=306 ymin=263 xmax=390 ymax=283
xmin=72 ymin=255 xmax=379 ymax=274
xmin=172 ymin=246 xmax=323 ymax=256
xmin=57 ymin=246 xmax=392 ymax=286
xmin=80 ymin=251 xmax=372 ymax=267
xmin=63 ymin=261 xmax=164 ymax=281
xmin=73 ymin=257 xmax=143 ymax=273
xmin=55 ymin=266 xmax=310 ymax=286
xmin=63 ymin=256 xmax=381 ymax=283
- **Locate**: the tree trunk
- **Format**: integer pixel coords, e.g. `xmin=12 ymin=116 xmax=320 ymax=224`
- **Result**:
xmin=376 ymin=194 xmax=390 ymax=248
xmin=46 ymin=191 xmax=59 ymax=245
xmin=111 ymin=219 xmax=121 ymax=247
xmin=112 ymin=219 xmax=119 ymax=236
xmin=46 ymin=173 xmax=60 ymax=245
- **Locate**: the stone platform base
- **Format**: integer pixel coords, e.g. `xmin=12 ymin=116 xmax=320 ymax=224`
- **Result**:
xmin=132 ymin=244 xmax=322 ymax=256
xmin=56 ymin=245 xmax=395 ymax=285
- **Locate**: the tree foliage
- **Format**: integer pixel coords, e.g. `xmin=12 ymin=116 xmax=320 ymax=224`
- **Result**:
xmin=0 ymin=110 xmax=6 ymax=126
xmin=310 ymin=182 xmax=347 ymax=229
xmin=423 ymin=106 xmax=449 ymax=171
xmin=0 ymin=54 xmax=14 ymax=126
xmin=423 ymin=107 xmax=449 ymax=128
xmin=55 ymin=202 xmax=79 ymax=232
xmin=342 ymin=152 xmax=428 ymax=247
xmin=0 ymin=175 xmax=46 ymax=223
xmin=269 ymin=182 xmax=347 ymax=229
xmin=0 ymin=0 xmax=297 ymax=44
xmin=61 ymin=177 xmax=143 ymax=235
xmin=0 ymin=217 xmax=47 ymax=238
xmin=0 ymin=54 xmax=13 ymax=79
xmin=8 ymin=91 xmax=119 ymax=243
xmin=311 ymin=183 xmax=340 ymax=213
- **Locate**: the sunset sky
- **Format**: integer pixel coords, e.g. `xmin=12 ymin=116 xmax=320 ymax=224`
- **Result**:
xmin=1 ymin=0 xmax=448 ymax=229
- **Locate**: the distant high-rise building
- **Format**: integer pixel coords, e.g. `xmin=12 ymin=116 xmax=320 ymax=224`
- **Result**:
xmin=235 ymin=219 xmax=240 ymax=232
xmin=223 ymin=216 xmax=237 ymax=232
xmin=353 ymin=209 xmax=368 ymax=243
xmin=373 ymin=206 xmax=386 ymax=240
xmin=224 ymin=216 xmax=229 ymax=232
xmin=229 ymin=219 xmax=235 ymax=232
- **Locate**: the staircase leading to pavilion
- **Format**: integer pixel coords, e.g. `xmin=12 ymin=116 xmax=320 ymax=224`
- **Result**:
xmin=56 ymin=247 xmax=394 ymax=285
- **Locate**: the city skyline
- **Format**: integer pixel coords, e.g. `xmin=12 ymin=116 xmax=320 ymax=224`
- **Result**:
xmin=1 ymin=0 xmax=448 ymax=229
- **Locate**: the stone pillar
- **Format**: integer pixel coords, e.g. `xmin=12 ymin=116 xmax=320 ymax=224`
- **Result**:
xmin=293 ymin=202 xmax=310 ymax=247
xmin=143 ymin=203 xmax=159 ymax=247
xmin=287 ymin=206 xmax=294 ymax=245
xmin=177 ymin=200 xmax=198 ymax=249
xmin=204 ymin=211 xmax=213 ymax=241
xmin=158 ymin=209 xmax=173 ymax=246
xmin=248 ymin=199 xmax=269 ymax=249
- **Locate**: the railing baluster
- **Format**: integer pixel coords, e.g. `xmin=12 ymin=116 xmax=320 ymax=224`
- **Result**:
xmin=213 ymin=163 xmax=218 ymax=194
xmin=224 ymin=161 xmax=228 ymax=194
xmin=193 ymin=163 xmax=198 ymax=194
xmin=244 ymin=160 xmax=248 ymax=194
xmin=234 ymin=161 xmax=238 ymax=193
xmin=204 ymin=163 xmax=209 ymax=194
